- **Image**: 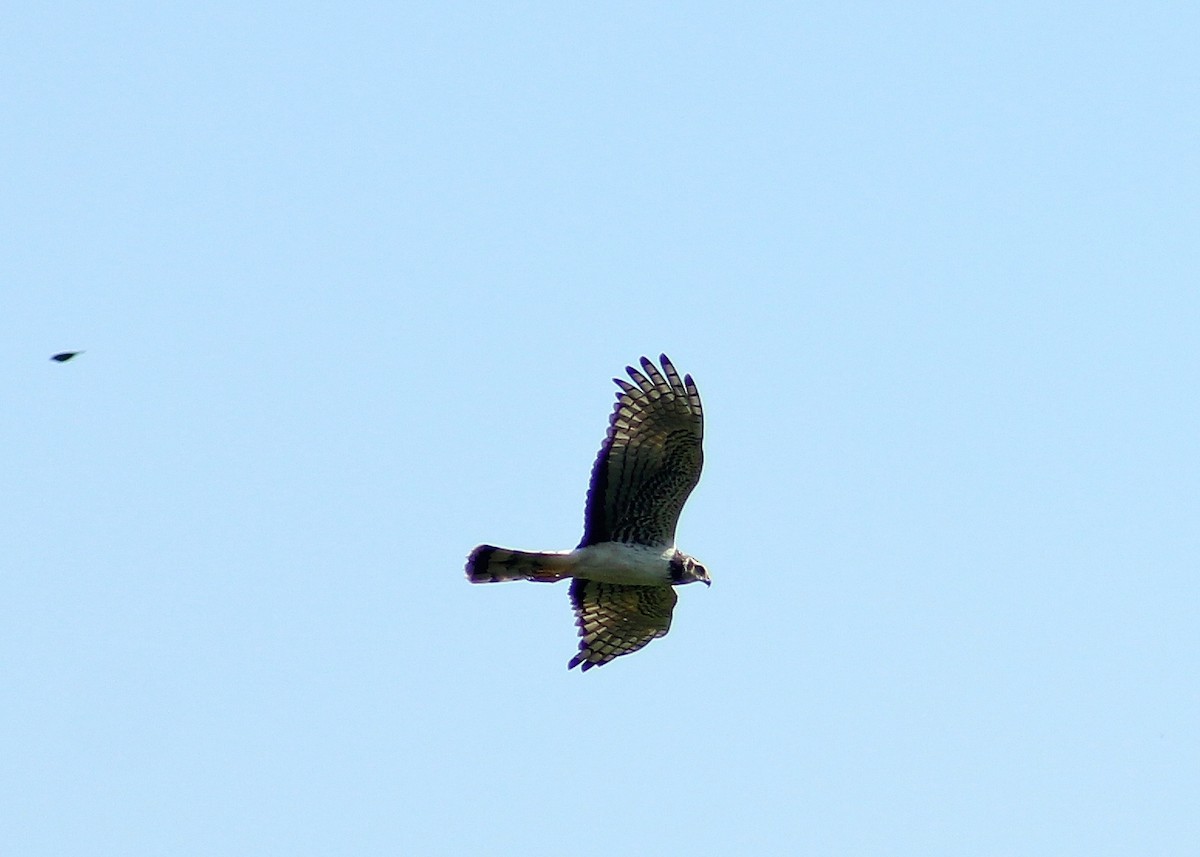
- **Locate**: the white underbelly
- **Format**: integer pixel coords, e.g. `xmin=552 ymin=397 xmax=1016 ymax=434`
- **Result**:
xmin=570 ymin=542 xmax=673 ymax=585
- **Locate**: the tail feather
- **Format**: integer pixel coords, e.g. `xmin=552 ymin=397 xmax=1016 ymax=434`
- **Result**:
xmin=466 ymin=545 xmax=575 ymax=583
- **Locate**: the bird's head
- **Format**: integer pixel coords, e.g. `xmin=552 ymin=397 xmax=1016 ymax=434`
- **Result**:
xmin=670 ymin=551 xmax=711 ymax=587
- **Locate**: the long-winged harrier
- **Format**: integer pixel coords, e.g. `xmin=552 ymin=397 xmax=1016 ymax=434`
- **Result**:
xmin=466 ymin=354 xmax=708 ymax=671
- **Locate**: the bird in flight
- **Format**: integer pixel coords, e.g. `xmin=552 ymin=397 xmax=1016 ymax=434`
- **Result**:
xmin=466 ymin=354 xmax=709 ymax=671
xmin=50 ymin=351 xmax=84 ymax=362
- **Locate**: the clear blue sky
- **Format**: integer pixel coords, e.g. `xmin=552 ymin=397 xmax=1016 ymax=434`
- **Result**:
xmin=4 ymin=3 xmax=1197 ymax=855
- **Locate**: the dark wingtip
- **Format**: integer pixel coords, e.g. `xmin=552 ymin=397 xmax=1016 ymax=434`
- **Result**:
xmin=568 ymin=652 xmax=598 ymax=672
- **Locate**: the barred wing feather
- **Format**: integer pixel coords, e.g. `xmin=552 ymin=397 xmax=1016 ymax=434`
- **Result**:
xmin=580 ymin=354 xmax=704 ymax=547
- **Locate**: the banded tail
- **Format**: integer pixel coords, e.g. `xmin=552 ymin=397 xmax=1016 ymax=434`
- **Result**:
xmin=466 ymin=545 xmax=576 ymax=583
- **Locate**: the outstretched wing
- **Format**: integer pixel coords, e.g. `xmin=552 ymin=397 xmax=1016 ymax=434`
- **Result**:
xmin=568 ymin=579 xmax=678 ymax=671
xmin=580 ymin=354 xmax=704 ymax=547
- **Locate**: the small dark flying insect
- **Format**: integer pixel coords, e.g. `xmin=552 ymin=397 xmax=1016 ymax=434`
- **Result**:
xmin=51 ymin=351 xmax=84 ymax=362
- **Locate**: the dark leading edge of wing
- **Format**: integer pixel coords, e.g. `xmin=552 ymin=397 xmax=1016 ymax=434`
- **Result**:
xmin=579 ymin=354 xmax=704 ymax=547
